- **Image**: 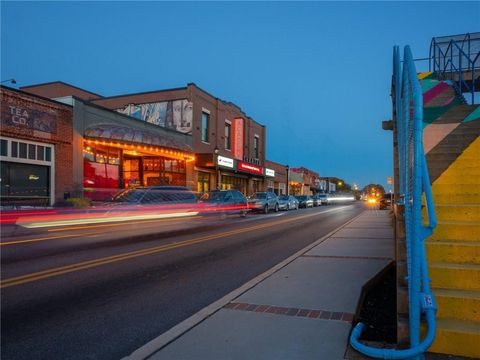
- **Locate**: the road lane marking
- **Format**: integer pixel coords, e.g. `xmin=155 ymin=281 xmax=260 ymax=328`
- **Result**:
xmin=0 ymin=232 xmax=100 ymax=246
xmin=1 ymin=206 xmax=351 ymax=288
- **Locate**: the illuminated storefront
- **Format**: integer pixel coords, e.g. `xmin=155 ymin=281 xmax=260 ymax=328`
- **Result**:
xmin=82 ymin=139 xmax=194 ymax=200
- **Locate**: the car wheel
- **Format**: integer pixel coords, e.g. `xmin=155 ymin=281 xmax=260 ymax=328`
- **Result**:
xmin=275 ymin=203 xmax=279 ymax=212
xmin=240 ymin=210 xmax=247 ymax=218
xmin=287 ymin=204 xmax=290 ymax=211
xmin=264 ymin=204 xmax=269 ymax=214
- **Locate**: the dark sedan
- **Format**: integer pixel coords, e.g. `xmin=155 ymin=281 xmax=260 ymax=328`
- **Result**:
xmin=199 ymin=189 xmax=249 ymax=217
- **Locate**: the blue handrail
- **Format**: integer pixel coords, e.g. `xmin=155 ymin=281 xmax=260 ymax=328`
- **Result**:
xmin=350 ymin=45 xmax=437 ymax=359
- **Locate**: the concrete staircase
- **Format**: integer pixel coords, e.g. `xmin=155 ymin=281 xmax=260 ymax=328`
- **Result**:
xmin=421 ymin=79 xmax=480 ymax=357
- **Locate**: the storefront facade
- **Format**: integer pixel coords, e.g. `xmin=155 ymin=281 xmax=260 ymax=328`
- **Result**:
xmin=86 ymin=82 xmax=267 ymax=196
xmin=264 ymin=160 xmax=288 ymax=195
xmin=74 ymin=100 xmax=194 ymax=200
xmin=0 ymin=86 xmax=73 ymax=206
xmin=288 ymin=167 xmax=320 ymax=196
xmin=195 ymin=154 xmax=265 ymax=196
xmin=21 ymin=81 xmax=268 ymax=198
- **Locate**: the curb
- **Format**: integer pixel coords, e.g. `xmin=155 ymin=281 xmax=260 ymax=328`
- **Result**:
xmin=123 ymin=209 xmax=366 ymax=360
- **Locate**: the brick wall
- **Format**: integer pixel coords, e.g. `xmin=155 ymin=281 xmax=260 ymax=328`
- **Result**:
xmin=0 ymin=86 xmax=74 ymax=204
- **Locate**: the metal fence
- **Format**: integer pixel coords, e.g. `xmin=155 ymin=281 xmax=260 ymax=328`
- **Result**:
xmin=350 ymin=45 xmax=437 ymax=359
xmin=430 ymin=32 xmax=480 ymax=104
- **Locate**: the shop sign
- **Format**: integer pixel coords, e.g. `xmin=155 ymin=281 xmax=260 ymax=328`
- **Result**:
xmin=217 ymin=155 xmax=234 ymax=168
xmin=265 ymin=168 xmax=275 ymax=177
xmin=238 ymin=161 xmax=263 ymax=175
xmin=1 ymin=104 xmax=57 ymax=133
xmin=232 ymin=118 xmax=244 ymax=160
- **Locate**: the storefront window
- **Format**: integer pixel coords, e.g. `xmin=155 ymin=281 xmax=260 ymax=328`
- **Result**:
xmin=197 ymin=172 xmax=210 ymax=193
xmin=221 ymin=175 xmax=247 ymax=194
xmin=83 ymin=143 xmax=120 ymax=201
xmin=1 ymin=161 xmax=50 ymax=206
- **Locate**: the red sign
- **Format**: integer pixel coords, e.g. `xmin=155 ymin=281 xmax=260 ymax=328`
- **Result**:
xmin=238 ymin=161 xmax=263 ymax=175
xmin=232 ymin=118 xmax=244 ymax=160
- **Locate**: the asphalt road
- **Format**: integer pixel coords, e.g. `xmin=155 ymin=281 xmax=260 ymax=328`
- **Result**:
xmin=1 ymin=202 xmax=365 ymax=360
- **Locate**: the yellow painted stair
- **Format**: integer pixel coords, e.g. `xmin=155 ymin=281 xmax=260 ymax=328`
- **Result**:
xmin=425 ymin=136 xmax=480 ymax=358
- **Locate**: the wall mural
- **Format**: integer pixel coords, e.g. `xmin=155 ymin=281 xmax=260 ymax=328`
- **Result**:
xmin=117 ymin=100 xmax=193 ymax=134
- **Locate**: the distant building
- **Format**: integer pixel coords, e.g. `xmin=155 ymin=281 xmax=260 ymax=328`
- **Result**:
xmin=288 ymin=167 xmax=320 ymax=195
xmin=264 ymin=160 xmax=288 ymax=195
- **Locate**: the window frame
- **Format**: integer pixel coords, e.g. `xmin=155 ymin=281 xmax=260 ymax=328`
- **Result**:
xmin=201 ymin=111 xmax=210 ymax=143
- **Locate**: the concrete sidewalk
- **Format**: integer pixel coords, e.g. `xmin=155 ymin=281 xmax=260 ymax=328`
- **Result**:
xmin=128 ymin=209 xmax=394 ymax=360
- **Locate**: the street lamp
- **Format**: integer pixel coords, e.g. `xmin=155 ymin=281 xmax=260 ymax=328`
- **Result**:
xmin=214 ymin=146 xmax=219 ymax=190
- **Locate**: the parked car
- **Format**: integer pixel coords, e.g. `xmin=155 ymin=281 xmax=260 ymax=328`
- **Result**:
xmin=317 ymin=193 xmax=329 ymax=205
xmin=199 ymin=189 xmax=249 ymax=217
xmin=278 ymin=195 xmax=299 ymax=210
xmin=312 ymin=195 xmax=323 ymax=207
xmin=295 ymin=195 xmax=314 ymax=208
xmin=248 ymin=191 xmax=279 ymax=213
xmin=112 ymin=186 xmax=197 ymax=205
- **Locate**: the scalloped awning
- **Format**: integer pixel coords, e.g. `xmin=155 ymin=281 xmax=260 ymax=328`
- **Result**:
xmin=84 ymin=124 xmax=192 ymax=152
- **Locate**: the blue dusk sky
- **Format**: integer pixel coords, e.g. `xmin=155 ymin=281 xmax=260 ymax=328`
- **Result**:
xmin=2 ymin=1 xmax=479 ymax=189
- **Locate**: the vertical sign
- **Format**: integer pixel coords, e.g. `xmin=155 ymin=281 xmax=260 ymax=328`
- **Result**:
xmin=232 ymin=117 xmax=244 ymax=160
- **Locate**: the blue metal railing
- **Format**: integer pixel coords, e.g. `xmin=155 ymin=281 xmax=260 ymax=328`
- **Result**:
xmin=430 ymin=32 xmax=480 ymax=104
xmin=350 ymin=45 xmax=437 ymax=359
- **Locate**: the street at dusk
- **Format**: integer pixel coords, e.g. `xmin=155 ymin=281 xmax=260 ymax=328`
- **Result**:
xmin=2 ymin=204 xmax=363 ymax=359
xmin=2 ymin=1 xmax=479 ymax=360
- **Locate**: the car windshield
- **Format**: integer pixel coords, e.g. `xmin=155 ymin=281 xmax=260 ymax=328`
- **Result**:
xmin=251 ymin=193 xmax=267 ymax=199
xmin=297 ymin=196 xmax=307 ymax=200
xmin=112 ymin=189 xmax=146 ymax=202
xmin=279 ymin=195 xmax=289 ymax=200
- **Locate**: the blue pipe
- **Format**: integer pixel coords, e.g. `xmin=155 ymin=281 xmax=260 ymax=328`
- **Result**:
xmin=350 ymin=310 xmax=436 ymax=360
xmin=350 ymin=45 xmax=437 ymax=360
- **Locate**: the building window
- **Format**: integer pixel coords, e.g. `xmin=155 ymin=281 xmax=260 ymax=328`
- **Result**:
xmin=45 ymin=147 xmax=52 ymax=161
xmin=19 ymin=142 xmax=27 ymax=159
xmin=1 ymin=139 xmax=7 ymax=156
xmin=201 ymin=112 xmax=209 ymax=143
xmin=254 ymin=136 xmax=259 ymax=159
xmin=11 ymin=142 xmax=18 ymax=158
xmin=225 ymin=122 xmax=231 ymax=150
xmin=197 ymin=172 xmax=210 ymax=193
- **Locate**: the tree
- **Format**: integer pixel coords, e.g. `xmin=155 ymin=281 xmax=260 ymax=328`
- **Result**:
xmin=362 ymin=184 xmax=385 ymax=196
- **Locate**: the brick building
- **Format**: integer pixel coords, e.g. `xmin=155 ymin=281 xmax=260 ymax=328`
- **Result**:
xmin=20 ymin=82 xmax=194 ymax=201
xmin=20 ymin=81 xmax=269 ymax=198
xmin=264 ymin=160 xmax=288 ymax=195
xmin=288 ymin=167 xmax=320 ymax=195
xmin=88 ymin=83 xmax=268 ymax=195
xmin=0 ymin=86 xmax=73 ymax=206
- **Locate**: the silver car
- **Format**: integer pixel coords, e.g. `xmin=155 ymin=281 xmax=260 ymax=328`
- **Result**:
xmin=278 ymin=195 xmax=299 ymax=210
xmin=248 ymin=191 xmax=279 ymax=213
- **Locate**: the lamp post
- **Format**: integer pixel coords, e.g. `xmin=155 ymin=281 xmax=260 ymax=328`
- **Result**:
xmin=214 ymin=146 xmax=219 ymax=190
xmin=286 ymin=164 xmax=289 ymax=195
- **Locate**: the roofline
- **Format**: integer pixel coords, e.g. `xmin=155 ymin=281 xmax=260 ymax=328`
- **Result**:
xmin=20 ymin=81 xmax=104 ymax=98
xmin=92 ymin=85 xmax=188 ymax=102
xmin=73 ymin=96 xmax=193 ymax=138
xmin=1 ymin=85 xmax=73 ymax=109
